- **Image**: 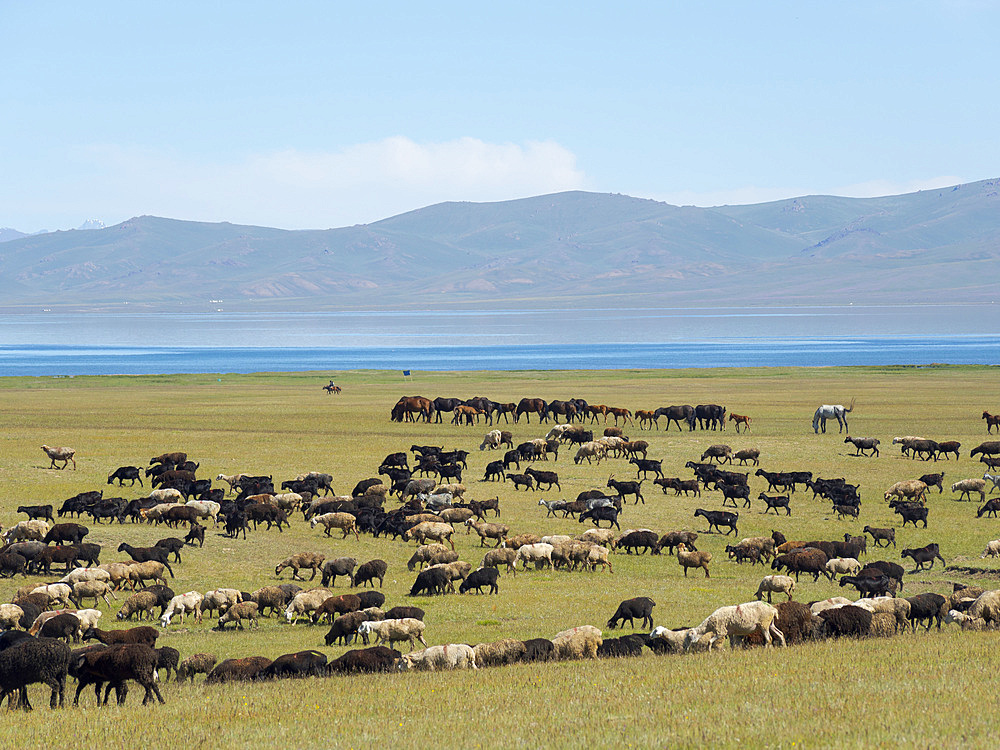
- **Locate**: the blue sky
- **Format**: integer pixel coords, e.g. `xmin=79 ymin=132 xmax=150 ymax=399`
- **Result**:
xmin=3 ymin=1 xmax=998 ymax=231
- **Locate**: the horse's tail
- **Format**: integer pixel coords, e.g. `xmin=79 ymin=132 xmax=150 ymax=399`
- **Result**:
xmin=844 ymin=398 xmax=856 ymax=413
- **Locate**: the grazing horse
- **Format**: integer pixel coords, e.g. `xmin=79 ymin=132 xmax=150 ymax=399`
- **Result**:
xmin=391 ymin=396 xmax=434 ymax=423
xmin=655 ymin=405 xmax=696 ymax=432
xmin=729 ymin=413 xmax=752 ymax=433
xmin=546 ymin=400 xmax=578 ymax=424
xmin=812 ymin=400 xmax=854 ymax=434
xmin=322 ymin=381 xmax=341 ymax=395
xmin=984 ymin=411 xmax=1000 ymax=434
xmin=514 ymin=398 xmax=548 ymax=424
xmin=465 ymin=396 xmax=496 ymax=425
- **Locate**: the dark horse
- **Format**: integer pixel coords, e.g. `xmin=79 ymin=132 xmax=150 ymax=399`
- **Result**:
xmin=515 ymin=398 xmax=548 ymax=424
xmin=323 ymin=381 xmax=341 ymax=395
xmin=432 ymin=397 xmax=465 ymax=424
xmin=655 ymin=405 xmax=696 ymax=431
xmin=695 ymin=404 xmax=726 ymax=431
xmin=391 ymin=396 xmax=434 ymax=423
xmin=546 ymin=400 xmax=578 ymax=424
xmin=984 ymin=411 xmax=1000 ymax=434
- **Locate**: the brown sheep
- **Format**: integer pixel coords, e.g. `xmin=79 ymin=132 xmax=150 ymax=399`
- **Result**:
xmin=676 ymin=543 xmax=712 ymax=578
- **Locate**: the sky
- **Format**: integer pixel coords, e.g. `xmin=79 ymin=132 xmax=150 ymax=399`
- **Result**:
xmin=3 ymin=1 xmax=999 ymax=232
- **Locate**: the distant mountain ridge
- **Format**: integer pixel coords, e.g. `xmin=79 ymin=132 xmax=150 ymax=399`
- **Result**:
xmin=1 ymin=179 xmax=998 ymax=310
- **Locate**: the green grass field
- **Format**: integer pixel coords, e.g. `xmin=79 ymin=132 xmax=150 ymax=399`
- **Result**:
xmin=2 ymin=365 xmax=999 ymax=747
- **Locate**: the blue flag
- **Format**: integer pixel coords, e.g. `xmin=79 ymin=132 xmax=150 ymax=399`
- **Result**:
xmin=402 ymin=370 xmax=411 ymax=377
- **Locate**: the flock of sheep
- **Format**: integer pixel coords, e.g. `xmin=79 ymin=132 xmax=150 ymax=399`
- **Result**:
xmin=3 ymin=394 xmax=1000 ymax=711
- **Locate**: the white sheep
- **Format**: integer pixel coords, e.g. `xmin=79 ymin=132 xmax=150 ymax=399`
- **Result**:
xmin=944 ymin=609 xmax=990 ymax=631
xmin=648 ymin=626 xmax=710 ymax=654
xmin=31 ymin=583 xmax=73 ymax=608
xmin=284 ymin=588 xmax=334 ymax=624
xmin=965 ymin=590 xmax=1000 ymax=625
xmin=981 ymin=540 xmax=1000 ymax=558
xmin=851 ymin=596 xmax=911 ymax=632
xmin=755 ymin=575 xmax=796 ymax=602
xmin=70 ymin=580 xmax=117 ymax=608
xmin=73 ymin=608 xmax=102 ymax=632
xmin=824 ymin=557 xmax=862 ymax=578
xmin=553 ymin=625 xmax=603 ymax=659
xmin=160 ymin=591 xmax=205 ymax=627
xmin=59 ymin=567 xmax=112 ymax=586
xmin=185 ymin=500 xmax=221 ymax=524
xmin=951 ymin=478 xmax=987 ymax=502
xmin=883 ymin=479 xmax=928 ymax=503
xmin=586 ymin=545 xmax=613 ymax=573
xmin=397 ymin=644 xmax=477 ymax=671
xmin=577 ymin=528 xmax=616 ymax=547
xmin=148 ymin=488 xmax=183 ymax=504
xmin=199 ymin=588 xmax=243 ymax=617
xmin=3 ymin=519 xmax=50 ymax=543
xmin=216 ymin=473 xmax=246 ymax=493
xmin=516 ymin=542 xmax=554 ymax=570
xmin=0 ymin=604 xmax=24 ymax=629
xmin=357 ymin=618 xmax=428 ymax=651
xmin=541 ymin=534 xmax=573 ymax=547
xmin=403 ymin=521 xmax=455 ymax=550
xmin=684 ymin=601 xmax=786 ymax=651
xmin=809 ymin=597 xmax=854 ymax=615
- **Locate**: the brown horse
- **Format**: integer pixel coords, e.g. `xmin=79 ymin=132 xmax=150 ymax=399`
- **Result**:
xmin=587 ymin=404 xmax=609 ymax=424
xmin=729 ymin=413 xmax=752 ymax=433
xmin=514 ymin=398 xmax=547 ymax=424
xmin=391 ymin=396 xmax=434 ymax=423
xmin=322 ymin=381 xmax=341 ymax=395
xmin=606 ymin=407 xmax=633 ymax=426
xmin=983 ymin=411 xmax=1000 ymax=434
xmin=635 ymin=410 xmax=658 ymax=430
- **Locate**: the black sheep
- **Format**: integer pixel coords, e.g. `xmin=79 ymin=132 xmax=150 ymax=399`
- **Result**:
xmin=155 ymin=646 xmax=180 ymax=681
xmin=861 ymin=561 xmax=905 ymax=590
xmin=458 ymin=567 xmax=500 ymax=595
xmin=818 ymin=605 xmax=873 ymax=639
xmin=616 ymin=531 xmax=658 ymax=555
xmin=139 ymin=585 xmax=175 ymax=617
xmin=356 ymin=590 xmax=385 ymax=610
xmin=384 ymin=606 xmax=425 ymax=621
xmin=72 ymin=643 xmax=165 ymax=706
xmin=16 ymin=602 xmax=42 ymax=631
xmin=184 ymin=523 xmax=205 ymax=547
xmin=906 ymin=593 xmax=947 ymax=631
xmin=0 ymin=637 xmax=71 ymax=711
xmin=257 ymin=650 xmax=327 ymax=679
xmin=521 ymin=638 xmax=555 ymax=662
xmin=73 ymin=542 xmax=102 ymax=567
xmin=206 ymin=656 xmax=272 ymax=684
xmin=324 ymin=612 xmax=367 ymax=646
xmin=39 ymin=613 xmax=81 ymax=643
xmin=154 ymin=537 xmax=185 ymax=563
xmin=352 ymin=559 xmax=388 ymax=588
xmin=597 ymin=634 xmax=645 ymax=658
xmin=409 ymin=567 xmax=451 ymax=596
xmin=607 ymin=596 xmax=656 ymax=630
xmin=0 ymin=552 xmax=27 ymax=578
xmin=43 ymin=522 xmax=90 ymax=546
xmin=321 ymin=557 xmax=358 ymax=588
xmin=328 ymin=646 xmax=401 ymax=674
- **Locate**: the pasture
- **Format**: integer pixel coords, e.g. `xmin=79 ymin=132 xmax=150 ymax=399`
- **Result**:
xmin=1 ymin=365 xmax=999 ymax=747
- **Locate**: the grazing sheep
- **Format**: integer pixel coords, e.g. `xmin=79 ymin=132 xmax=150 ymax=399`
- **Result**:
xmin=825 ymin=558 xmax=862 ymax=579
xmin=683 ymin=601 xmax=785 ymax=651
xmin=755 ymin=575 xmax=796 ymax=602
xmin=82 ymin=626 xmax=158 ymax=648
xmin=116 ymin=591 xmax=159 ymax=621
xmin=397 ymin=644 xmax=477 ymax=671
xmin=944 ymin=610 xmax=990 ymax=631
xmin=951 ymin=478 xmax=988 ymax=502
xmin=320 ymin=557 xmax=358 ymax=588
xmin=480 ymin=548 xmax=518 ymax=576
xmin=206 ymin=656 xmax=272 ymax=684
xmin=409 ymin=566 xmax=452 ymax=596
xmin=31 ymin=583 xmax=73 ymax=608
xmin=407 ymin=544 xmax=453 ymax=571
xmin=607 ymin=597 xmax=655 ymax=629
xmin=473 ymin=639 xmax=527 ymax=667
xmin=284 ymin=589 xmax=334 ymax=624
xmin=676 ymin=543 xmax=711 ymax=578
xmin=311 ymin=594 xmax=362 ymax=624
xmin=177 ymin=653 xmax=217 ymax=682
xmin=69 ymin=581 xmax=117 ymax=609
xmin=981 ymin=540 xmax=1000 ymax=558
xmin=516 ymin=543 xmax=555 ymax=571
xmin=852 ymin=596 xmax=912 ymax=632
xmin=160 ymin=591 xmax=204 ymax=627
xmin=818 ymin=605 xmax=873 ymax=639
xmin=0 ymin=637 xmax=71 ymax=710
xmin=309 ymin=512 xmax=360 ymax=540
xmin=275 ymin=552 xmax=326 ymax=582
xmin=352 ymin=559 xmax=388 ymax=588
xmin=217 ymin=601 xmax=259 ymax=630
xmin=553 ymin=625 xmax=603 ymax=660
xmin=0 ymin=604 xmax=24 ymax=630
xmin=247 ymin=586 xmax=287 ymax=617
xmin=328 ymin=646 xmax=401 ymax=674
xmin=883 ymin=480 xmax=928 ymax=503
xmin=357 ymin=618 xmax=427 ymax=651
xmin=965 ymin=590 xmax=1000 ymax=626
xmin=199 ymin=588 xmax=243 ymax=618
xmin=578 ymin=528 xmax=618 ymax=548
xmin=521 ymin=638 xmax=556 ymax=662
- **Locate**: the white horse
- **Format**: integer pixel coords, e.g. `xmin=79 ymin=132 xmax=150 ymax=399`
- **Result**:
xmin=813 ymin=400 xmax=854 ymax=434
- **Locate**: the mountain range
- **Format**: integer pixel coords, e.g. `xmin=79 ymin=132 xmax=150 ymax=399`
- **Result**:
xmin=2 ymin=179 xmax=998 ymax=310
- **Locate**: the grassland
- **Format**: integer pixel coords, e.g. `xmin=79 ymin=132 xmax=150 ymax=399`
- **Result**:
xmin=1 ymin=365 xmax=999 ymax=748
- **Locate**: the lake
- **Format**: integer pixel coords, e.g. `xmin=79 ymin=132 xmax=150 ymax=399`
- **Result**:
xmin=1 ymin=305 xmax=998 ymax=375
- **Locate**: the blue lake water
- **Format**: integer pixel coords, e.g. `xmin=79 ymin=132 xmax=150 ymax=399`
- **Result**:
xmin=1 ymin=307 xmax=998 ymax=375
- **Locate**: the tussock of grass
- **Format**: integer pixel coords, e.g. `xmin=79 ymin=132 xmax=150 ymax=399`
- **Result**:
xmin=0 ymin=365 xmax=998 ymax=745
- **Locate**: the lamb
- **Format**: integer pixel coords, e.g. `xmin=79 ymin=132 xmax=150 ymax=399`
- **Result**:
xmin=883 ymin=479 xmax=928 ymax=503
xmin=206 ymin=656 xmax=272 ymax=683
xmin=683 ymin=601 xmax=785 ymax=651
xmin=676 ymin=543 xmax=711 ymax=578
xmin=516 ymin=542 xmax=555 ymax=571
xmin=981 ymin=540 xmax=1000 ymax=558
xmin=275 ymin=552 xmax=326 ymax=582
xmin=160 ymin=591 xmax=205 ymax=627
xmin=397 ymin=644 xmax=477 ymax=671
xmin=944 ymin=609 xmax=990 ymax=631
xmin=284 ymin=588 xmax=334 ymax=624
xmin=480 ymin=547 xmax=518 ymax=576
xmin=0 ymin=637 xmax=71 ymax=710
xmin=951 ymin=478 xmax=987 ymax=502
xmin=825 ymin=557 xmax=862 ymax=579
xmin=217 ymin=601 xmax=259 ymax=630
xmin=357 ymin=618 xmax=428 ymax=651
xmin=320 ymin=557 xmax=358 ymax=588
xmin=755 ymin=575 xmax=796 ymax=602
xmin=552 ymin=625 xmax=603 ymax=659
xmin=310 ymin=512 xmax=360 ymax=540
xmin=0 ymin=604 xmax=24 ymax=630
xmin=177 ymin=653 xmax=217 ymax=682
xmin=473 ymin=639 xmax=527 ymax=667
xmin=199 ymin=588 xmax=242 ymax=617
xmin=41 ymin=444 xmax=76 ymax=470
xmin=403 ymin=522 xmax=456 ymax=550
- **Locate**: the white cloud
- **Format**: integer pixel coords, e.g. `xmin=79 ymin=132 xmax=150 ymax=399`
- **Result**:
xmin=653 ymin=175 xmax=966 ymax=208
xmin=72 ymin=137 xmax=588 ymax=229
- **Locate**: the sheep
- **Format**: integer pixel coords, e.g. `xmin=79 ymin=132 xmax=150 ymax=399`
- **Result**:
xmin=284 ymin=588 xmax=334 ymax=624
xmin=403 ymin=522 xmax=456 ymax=550
xmin=217 ymin=601 xmax=259 ymax=630
xmin=184 ymin=500 xmax=221 ymax=525
xmin=0 ymin=604 xmax=24 ymax=630
xmin=59 ymin=567 xmax=111 ymax=586
xmin=502 ymin=533 xmax=542 ymax=550
xmin=244 ymin=586 xmax=285 ymax=618
xmin=883 ymin=479 xmax=928 ymax=503
xmin=818 ymin=605 xmax=873 ymax=638
xmin=357 ymin=618 xmax=427 ymax=651
xmin=863 ymin=526 xmax=896 ymax=548
xmin=126 ymin=561 xmax=170 ymax=587
xmin=82 ymin=626 xmax=158 ymax=648
xmin=31 ymin=583 xmax=74 ymax=608
xmin=701 ymin=444 xmax=732 ymax=463
xmin=944 ymin=610 xmax=990 ymax=631
xmin=480 ymin=547 xmax=518 ymax=576
xmin=99 ymin=562 xmax=135 ymax=591
xmin=0 ymin=637 xmax=71 ymax=710
xmin=352 ymin=559 xmax=388 ymax=588
xmin=322 ymin=610 xmax=370 ymax=646
xmin=852 ymin=596 xmax=912 ymax=632
xmin=199 ymin=588 xmax=242 ymax=618
xmin=320 ymin=557 xmax=358 ymax=588
xmin=2 ymin=520 xmax=51 ymax=544
xmin=70 ymin=580 xmax=117 ymax=608
xmin=397 ymin=644 xmax=477 ymax=671
xmin=825 ymin=557 xmax=862 ymax=579
xmin=981 ymin=540 xmax=1000 ymax=558
xmin=116 ymin=591 xmax=159 ymax=621
xmin=275 ymin=552 xmax=326 ymax=582
xmin=37 ymin=613 xmax=82 ymax=643
xmin=683 ymin=601 xmax=785 ymax=651
xmin=516 ymin=542 xmax=555 ymax=571
xmin=407 ymin=544 xmax=452 ymax=571
xmin=755 ymin=575 xmax=796 ymax=602
xmin=473 ymin=639 xmax=527 ymax=667
xmin=553 ymin=625 xmax=603 ymax=660
xmin=607 ymin=597 xmax=656 ymax=629
xmin=578 ymin=528 xmax=617 ymax=547
xmin=310 ymin=512 xmax=360 ymax=540
xmin=41 ymin=444 xmax=76 ymax=470
xmin=587 ymin=545 xmax=614 ymax=573
xmin=964 ymin=590 xmax=1000 ymax=626
xmin=160 ymin=592 xmax=204 ymax=627
xmin=311 ymin=594 xmax=361 ymax=624
xmin=676 ymin=543 xmax=711 ymax=578
xmin=906 ymin=593 xmax=947 ymax=631
xmin=328 ymin=646 xmax=401 ymax=674
xmin=464 ymin=518 xmax=510 ymax=547
xmin=951 ymin=478 xmax=988 ymax=502
xmin=206 ymin=656 xmax=273 ymax=684
xmin=176 ymin=653 xmax=217 ymax=683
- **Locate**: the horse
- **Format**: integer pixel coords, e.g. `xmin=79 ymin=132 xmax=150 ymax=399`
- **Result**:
xmin=586 ymin=405 xmax=609 ymax=424
xmin=606 ymin=406 xmax=633 ymax=426
xmin=696 ymin=404 xmax=726 ymax=431
xmin=514 ymin=398 xmax=548 ymax=424
xmin=655 ymin=405 xmax=696 ymax=432
xmin=729 ymin=413 xmax=752 ymax=433
xmin=635 ymin=410 xmax=658 ymax=430
xmin=391 ymin=396 xmax=434 ymax=423
xmin=432 ymin=397 xmax=464 ymax=424
xmin=983 ymin=411 xmax=1000 ymax=434
xmin=546 ymin=400 xmax=578 ymax=424
xmin=322 ymin=381 xmax=341 ymax=395
xmin=813 ymin=399 xmax=854 ymax=434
